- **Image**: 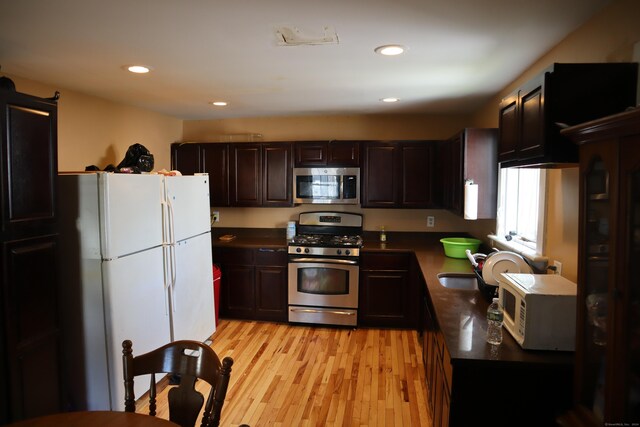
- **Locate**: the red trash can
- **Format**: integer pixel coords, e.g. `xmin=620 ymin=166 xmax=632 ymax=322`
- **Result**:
xmin=213 ymin=264 xmax=221 ymax=326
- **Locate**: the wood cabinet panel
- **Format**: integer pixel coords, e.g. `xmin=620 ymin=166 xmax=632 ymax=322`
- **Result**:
xmin=400 ymin=142 xmax=433 ymax=207
xmin=216 ymin=246 xmax=288 ymax=321
xmin=255 ymin=266 xmax=288 ymax=322
xmin=171 ymin=143 xmax=229 ymax=206
xmin=362 ymin=141 xmax=436 ymax=208
xmin=201 ymin=144 xmax=229 ymax=206
xmin=171 ymin=143 xmax=200 ymax=176
xmin=295 ymin=141 xmax=360 ymax=166
xmin=498 ymin=63 xmax=637 ymax=167
xmin=230 ymin=144 xmax=261 ymax=206
xmin=438 ymin=129 xmax=498 ymax=219
xmin=559 ymin=109 xmax=640 ymax=426
xmin=295 ymin=142 xmax=327 ymax=166
xmin=358 ymin=252 xmax=418 ymax=328
xmin=328 ymin=141 xmax=360 ymax=166
xmin=1 ymin=86 xmax=61 ymax=424
xmin=221 ymin=265 xmax=255 ymax=318
xmin=262 ymin=143 xmax=291 ymax=207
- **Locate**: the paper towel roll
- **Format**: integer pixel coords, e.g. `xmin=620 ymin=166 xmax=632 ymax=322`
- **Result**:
xmin=464 ymin=182 xmax=478 ymax=220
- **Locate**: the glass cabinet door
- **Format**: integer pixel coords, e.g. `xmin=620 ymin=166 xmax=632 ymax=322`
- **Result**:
xmin=581 ymin=155 xmax=610 ymax=422
xmin=622 ymin=144 xmax=640 ymax=422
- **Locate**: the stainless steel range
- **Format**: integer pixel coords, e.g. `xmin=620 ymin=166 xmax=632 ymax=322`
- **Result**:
xmin=288 ymin=212 xmax=363 ymax=326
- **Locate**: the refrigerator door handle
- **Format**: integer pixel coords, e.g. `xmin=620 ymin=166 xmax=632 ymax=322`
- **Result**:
xmin=166 ymin=191 xmax=178 ymax=313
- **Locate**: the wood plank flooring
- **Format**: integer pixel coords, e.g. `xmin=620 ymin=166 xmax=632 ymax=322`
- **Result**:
xmin=136 ymin=319 xmax=432 ymax=427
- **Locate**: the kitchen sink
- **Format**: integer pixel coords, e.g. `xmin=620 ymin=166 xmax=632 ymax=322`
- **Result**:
xmin=437 ymin=273 xmax=478 ymax=290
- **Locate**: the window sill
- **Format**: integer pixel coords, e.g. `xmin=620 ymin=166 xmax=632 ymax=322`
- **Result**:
xmin=487 ymin=234 xmax=549 ymax=272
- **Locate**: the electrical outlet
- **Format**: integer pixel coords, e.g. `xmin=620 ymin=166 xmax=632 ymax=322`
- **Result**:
xmin=427 ymin=216 xmax=435 ymax=228
xmin=211 ymin=211 xmax=220 ymax=223
xmin=553 ymin=260 xmax=562 ymax=276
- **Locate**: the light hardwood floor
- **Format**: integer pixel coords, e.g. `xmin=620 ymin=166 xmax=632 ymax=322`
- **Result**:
xmin=136 ymin=319 xmax=432 ymax=427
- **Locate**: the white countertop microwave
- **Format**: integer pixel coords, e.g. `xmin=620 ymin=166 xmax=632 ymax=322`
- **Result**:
xmin=498 ymin=273 xmax=577 ymax=351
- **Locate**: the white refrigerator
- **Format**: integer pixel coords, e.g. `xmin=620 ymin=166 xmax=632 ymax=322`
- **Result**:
xmin=58 ymin=172 xmax=215 ymax=411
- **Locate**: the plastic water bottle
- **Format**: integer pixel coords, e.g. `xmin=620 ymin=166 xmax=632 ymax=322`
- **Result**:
xmin=486 ymin=297 xmax=503 ymax=345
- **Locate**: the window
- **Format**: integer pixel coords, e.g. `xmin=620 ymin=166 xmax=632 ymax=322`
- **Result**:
xmin=495 ymin=167 xmax=547 ymax=255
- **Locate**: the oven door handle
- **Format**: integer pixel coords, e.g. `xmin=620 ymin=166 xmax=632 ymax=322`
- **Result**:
xmin=289 ymin=257 xmax=358 ymax=265
xmin=290 ymin=308 xmax=356 ymax=316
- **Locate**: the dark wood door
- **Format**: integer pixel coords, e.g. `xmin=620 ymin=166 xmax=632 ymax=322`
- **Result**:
xmin=358 ymin=253 xmax=415 ymax=328
xmin=518 ymin=76 xmax=545 ymax=160
xmin=201 ymin=143 xmax=229 ymax=206
xmin=262 ymin=143 xmax=292 ymax=207
xmin=230 ymin=144 xmax=262 ymax=206
xmin=400 ymin=142 xmax=434 ymax=208
xmin=1 ymin=94 xmax=57 ymax=236
xmin=255 ymin=266 xmax=288 ymax=322
xmin=498 ymin=91 xmax=519 ymax=162
xmin=170 ymin=143 xmax=201 ymax=176
xmin=294 ymin=141 xmax=327 ymax=166
xmin=328 ymin=141 xmax=360 ymax=166
xmin=220 ymin=265 xmax=255 ymax=319
xmin=1 ymin=235 xmax=61 ymax=422
xmin=362 ymin=142 xmax=398 ymax=207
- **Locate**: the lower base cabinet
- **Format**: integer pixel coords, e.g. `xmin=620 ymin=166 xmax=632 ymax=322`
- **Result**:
xmin=214 ymin=246 xmax=288 ymax=322
xmin=422 ymin=292 xmax=573 ymax=427
xmin=358 ymin=252 xmax=419 ymax=328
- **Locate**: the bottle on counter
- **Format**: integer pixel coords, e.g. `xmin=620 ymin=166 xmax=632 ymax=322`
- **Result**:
xmin=380 ymin=226 xmax=387 ymax=242
xmin=486 ymin=297 xmax=503 ymax=345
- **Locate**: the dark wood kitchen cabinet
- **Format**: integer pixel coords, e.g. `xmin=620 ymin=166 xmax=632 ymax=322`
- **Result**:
xmin=498 ymin=63 xmax=637 ymax=168
xmin=229 ymin=142 xmax=292 ymax=207
xmin=361 ymin=141 xmax=436 ymax=208
xmin=171 ymin=142 xmax=230 ymax=206
xmin=294 ymin=140 xmax=360 ymax=167
xmin=358 ymin=252 xmax=419 ymax=328
xmin=214 ymin=246 xmax=288 ymax=322
xmin=0 ymin=82 xmax=62 ymax=424
xmin=438 ymin=129 xmax=498 ymax=219
xmin=558 ymin=108 xmax=640 ymax=426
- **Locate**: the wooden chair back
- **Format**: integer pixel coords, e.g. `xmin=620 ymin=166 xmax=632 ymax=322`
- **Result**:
xmin=122 ymin=339 xmax=233 ymax=427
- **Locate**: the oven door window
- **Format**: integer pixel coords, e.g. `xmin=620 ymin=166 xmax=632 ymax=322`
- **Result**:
xmin=297 ymin=265 xmax=349 ymax=295
xmin=296 ymin=175 xmax=340 ymax=200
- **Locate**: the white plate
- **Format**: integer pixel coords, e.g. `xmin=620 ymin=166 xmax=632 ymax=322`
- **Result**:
xmin=482 ymin=251 xmax=532 ymax=285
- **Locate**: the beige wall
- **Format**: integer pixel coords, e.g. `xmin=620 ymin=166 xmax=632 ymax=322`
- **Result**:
xmin=471 ymin=0 xmax=640 ymax=282
xmin=183 ymin=114 xmax=469 ymax=142
xmin=6 ymin=74 xmax=182 ymax=172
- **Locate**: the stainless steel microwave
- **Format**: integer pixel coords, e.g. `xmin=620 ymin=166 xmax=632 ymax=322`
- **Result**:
xmin=293 ymin=167 xmax=360 ymax=204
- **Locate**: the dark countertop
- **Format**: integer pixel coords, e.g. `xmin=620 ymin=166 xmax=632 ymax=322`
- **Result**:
xmin=212 ymin=228 xmax=573 ymax=366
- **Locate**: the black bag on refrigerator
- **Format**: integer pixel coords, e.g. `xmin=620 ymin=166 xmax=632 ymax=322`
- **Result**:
xmin=116 ymin=143 xmax=154 ymax=173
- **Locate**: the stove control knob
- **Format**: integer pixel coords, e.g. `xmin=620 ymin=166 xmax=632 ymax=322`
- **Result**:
xmin=345 ymin=249 xmax=351 ymax=255
xmin=296 ymin=247 xmax=302 ymax=253
xmin=337 ymin=249 xmax=342 ymax=255
xmin=304 ymin=248 xmax=310 ymax=254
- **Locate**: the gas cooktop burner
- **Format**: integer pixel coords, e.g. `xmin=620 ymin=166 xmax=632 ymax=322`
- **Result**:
xmin=290 ymin=234 xmax=363 ymax=248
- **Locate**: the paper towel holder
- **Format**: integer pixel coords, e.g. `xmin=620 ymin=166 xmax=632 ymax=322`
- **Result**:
xmin=464 ymin=179 xmax=479 ymax=220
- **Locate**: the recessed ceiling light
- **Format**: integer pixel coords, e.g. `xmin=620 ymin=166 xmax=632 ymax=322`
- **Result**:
xmin=210 ymin=101 xmax=228 ymax=107
xmin=374 ymin=45 xmax=406 ymax=56
xmin=380 ymin=97 xmax=400 ymax=103
xmin=126 ymin=65 xmax=152 ymax=74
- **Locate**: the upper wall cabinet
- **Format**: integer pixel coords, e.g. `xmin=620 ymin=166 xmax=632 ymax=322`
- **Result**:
xmin=438 ymin=129 xmax=498 ymax=219
xmin=230 ymin=142 xmax=292 ymax=207
xmin=361 ymin=141 xmax=437 ymax=208
xmin=171 ymin=142 xmax=230 ymax=206
xmin=294 ymin=141 xmax=360 ymax=167
xmin=498 ymin=63 xmax=638 ymax=168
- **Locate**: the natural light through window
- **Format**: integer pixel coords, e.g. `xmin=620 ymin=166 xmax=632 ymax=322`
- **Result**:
xmin=496 ymin=168 xmax=547 ymax=255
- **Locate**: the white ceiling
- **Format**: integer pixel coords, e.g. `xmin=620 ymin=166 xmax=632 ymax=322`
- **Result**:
xmin=0 ymin=0 xmax=611 ymax=120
